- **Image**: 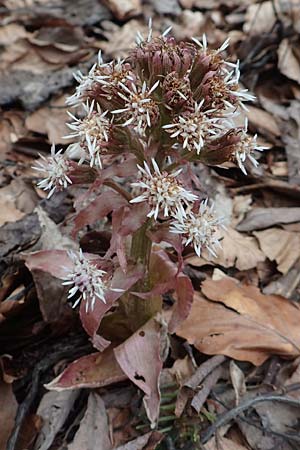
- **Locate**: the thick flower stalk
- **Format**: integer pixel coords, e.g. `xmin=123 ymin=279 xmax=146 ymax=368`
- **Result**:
xmin=33 ymin=23 xmax=266 ymax=320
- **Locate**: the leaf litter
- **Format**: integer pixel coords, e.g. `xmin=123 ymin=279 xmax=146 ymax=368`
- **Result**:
xmin=1 ymin=0 xmax=300 ymax=449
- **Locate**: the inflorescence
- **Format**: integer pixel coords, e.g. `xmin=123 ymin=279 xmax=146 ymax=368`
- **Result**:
xmin=33 ymin=23 xmax=266 ymax=309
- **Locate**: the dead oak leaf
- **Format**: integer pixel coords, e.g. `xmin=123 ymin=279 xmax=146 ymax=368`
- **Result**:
xmin=254 ymin=228 xmax=300 ymax=274
xmin=187 ymin=228 xmax=265 ymax=271
xmin=176 ymin=278 xmax=300 ymax=365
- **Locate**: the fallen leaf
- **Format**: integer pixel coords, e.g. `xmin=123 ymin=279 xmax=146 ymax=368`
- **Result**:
xmin=230 ymin=360 xmax=246 ymax=406
xmin=204 ymin=436 xmax=249 ymax=450
xmin=25 ymin=96 xmax=73 ymax=144
xmin=216 ymin=227 xmax=265 ymax=270
xmin=34 ymin=390 xmax=79 ymax=450
xmin=45 ymin=349 xmax=126 ymax=391
xmin=177 ymin=278 xmax=300 ymax=365
xmin=247 ymin=105 xmax=280 ymax=137
xmin=114 ymin=432 xmax=163 ymax=450
xmin=0 ymin=23 xmax=27 ymax=45
xmin=100 ymin=20 xmax=148 ymax=58
xmin=278 ymin=39 xmax=300 ymax=84
xmin=67 ymin=392 xmax=111 ymax=450
xmin=243 ymin=2 xmax=276 ymax=35
xmin=114 ymin=317 xmax=163 ymax=426
xmin=254 ymin=228 xmax=300 ymax=274
xmin=104 ymin=0 xmax=142 ymax=20
xmin=237 ymin=207 xmax=300 ymax=231
xmin=0 ymin=179 xmax=39 ymax=226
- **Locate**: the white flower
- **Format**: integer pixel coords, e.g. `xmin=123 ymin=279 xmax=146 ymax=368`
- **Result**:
xmin=170 ymin=199 xmax=224 ymax=257
xmin=135 ymin=18 xmax=172 ymax=46
xmin=163 ymin=101 xmax=224 ymax=154
xmin=221 ymin=64 xmax=255 ymax=111
xmin=234 ymin=118 xmax=267 ymax=175
xmin=62 ymin=249 xmax=108 ymax=312
xmin=66 ymin=52 xmax=104 ymax=106
xmin=112 ymin=80 xmax=160 ymax=136
xmin=32 ymin=144 xmax=72 ymax=198
xmin=65 ymin=100 xmax=110 ymax=168
xmin=130 ymin=159 xmax=198 ymax=220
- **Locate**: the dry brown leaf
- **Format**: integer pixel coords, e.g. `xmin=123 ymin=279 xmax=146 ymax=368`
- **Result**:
xmin=25 ymin=96 xmax=73 ymax=144
xmin=237 ymin=207 xmax=300 ymax=231
xmin=0 ymin=23 xmax=27 ymax=45
xmin=254 ymin=228 xmax=300 ymax=274
xmin=0 ymin=179 xmax=39 ymax=226
xmin=187 ymin=228 xmax=265 ymax=271
xmin=104 ymin=0 xmax=141 ymax=20
xmin=100 ymin=20 xmax=148 ymax=58
xmin=204 ymin=435 xmax=249 ymax=450
xmin=67 ymin=392 xmax=111 ymax=450
xmin=215 ymin=227 xmax=265 ymax=270
xmin=278 ymin=39 xmax=300 ymax=84
xmin=243 ymin=2 xmax=276 ymax=35
xmin=247 ymin=105 xmax=280 ymax=137
xmin=176 ymin=278 xmax=300 ymax=365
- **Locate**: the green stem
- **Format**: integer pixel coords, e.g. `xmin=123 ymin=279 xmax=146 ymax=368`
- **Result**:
xmin=119 ymin=220 xmax=162 ymax=331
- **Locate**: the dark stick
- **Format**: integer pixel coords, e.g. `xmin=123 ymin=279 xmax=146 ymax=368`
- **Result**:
xmin=202 ymin=384 xmax=300 ymax=444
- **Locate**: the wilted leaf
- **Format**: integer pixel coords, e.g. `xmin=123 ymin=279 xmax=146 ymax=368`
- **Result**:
xmin=177 ymin=278 xmax=300 ymax=365
xmin=45 ymin=349 xmax=126 ymax=391
xmin=254 ymin=228 xmax=300 ymax=274
xmin=34 ymin=390 xmax=79 ymax=450
xmin=114 ymin=317 xmax=163 ymax=426
xmin=67 ymin=392 xmax=111 ymax=450
xmin=247 ymin=105 xmax=280 ymax=137
xmin=0 ymin=179 xmax=39 ymax=226
xmin=237 ymin=207 xmax=300 ymax=231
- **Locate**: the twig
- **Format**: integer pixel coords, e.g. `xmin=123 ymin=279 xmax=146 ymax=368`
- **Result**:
xmin=202 ymin=388 xmax=300 ymax=444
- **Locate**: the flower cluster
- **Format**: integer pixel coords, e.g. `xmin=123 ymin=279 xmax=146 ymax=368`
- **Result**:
xmin=62 ymin=250 xmax=109 ymax=311
xmin=33 ymin=23 xmax=267 ymax=309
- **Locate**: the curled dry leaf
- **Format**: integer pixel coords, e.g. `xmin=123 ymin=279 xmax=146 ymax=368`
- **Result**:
xmin=254 ymin=228 xmax=300 ymax=274
xmin=237 ymin=207 xmax=300 ymax=231
xmin=114 ymin=317 xmax=164 ymax=427
xmin=176 ymin=278 xmax=300 ymax=365
xmin=67 ymin=392 xmax=111 ymax=450
xmin=45 ymin=349 xmax=126 ymax=391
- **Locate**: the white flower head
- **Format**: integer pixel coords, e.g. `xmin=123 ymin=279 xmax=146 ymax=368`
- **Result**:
xmin=62 ymin=249 xmax=108 ymax=312
xmin=163 ymin=101 xmax=224 ymax=154
xmin=65 ymin=100 xmax=110 ymax=168
xmin=130 ymin=159 xmax=198 ymax=220
xmin=170 ymin=199 xmax=224 ymax=258
xmin=112 ymin=80 xmax=160 ymax=136
xmin=234 ymin=118 xmax=268 ymax=175
xmin=32 ymin=144 xmax=72 ymax=198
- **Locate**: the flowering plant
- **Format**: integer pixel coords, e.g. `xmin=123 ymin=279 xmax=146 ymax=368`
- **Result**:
xmin=32 ymin=23 xmax=265 ymax=340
